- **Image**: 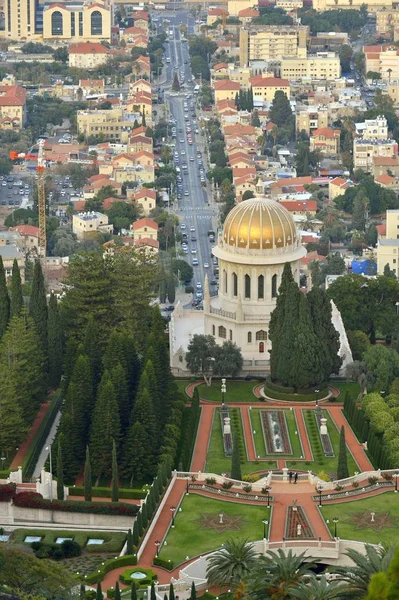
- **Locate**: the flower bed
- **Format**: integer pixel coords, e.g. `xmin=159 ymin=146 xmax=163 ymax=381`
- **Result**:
xmin=190 ymin=484 xmax=273 ymax=502
xmin=0 ymin=483 xmax=16 ymax=502
xmin=261 ymin=410 xmax=292 ymax=455
xmin=13 ymin=491 xmax=139 ymax=516
xmin=314 ymin=411 xmax=334 ymax=457
xmin=220 ymin=406 xmax=233 ymax=456
xmin=284 ymin=506 xmax=316 ymax=539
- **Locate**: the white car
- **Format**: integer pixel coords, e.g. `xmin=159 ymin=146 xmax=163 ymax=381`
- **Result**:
xmin=204 ymin=262 xmax=209 ymax=268
xmin=196 ymin=282 xmax=202 ymax=289
xmin=192 ymin=258 xmax=199 ymax=265
xmin=190 ymin=226 xmax=195 ymax=231
xmin=180 ymin=223 xmax=186 ymax=229
xmin=191 ymin=248 xmax=197 ymax=254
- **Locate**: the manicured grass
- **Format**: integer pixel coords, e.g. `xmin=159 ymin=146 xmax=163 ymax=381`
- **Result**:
xmin=331 ymin=381 xmax=360 ymax=402
xmin=175 ymin=379 xmax=192 ymax=397
xmin=287 ymin=410 xmax=359 ymax=478
xmin=205 ymin=408 xmax=276 ymax=475
xmin=320 ymin=492 xmax=399 ymax=546
xmin=249 ymin=409 xmax=303 ymax=459
xmin=159 ymin=494 xmax=271 ymax=565
xmin=10 ymin=529 xmax=126 ymax=553
xmin=198 ymin=380 xmax=258 ymax=403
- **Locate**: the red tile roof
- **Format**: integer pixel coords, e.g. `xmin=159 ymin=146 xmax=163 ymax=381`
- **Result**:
xmin=250 ymin=76 xmax=290 ymax=87
xmin=214 ymin=80 xmax=240 ymax=91
xmin=0 ymin=85 xmax=26 ymax=107
xmin=134 ymin=188 xmax=156 ymax=200
xmin=132 ymin=217 xmax=158 ymax=230
xmin=69 ymin=42 xmax=108 ymax=55
xmin=10 ymin=225 xmax=39 ymax=237
xmin=280 ymin=200 xmax=318 ymax=212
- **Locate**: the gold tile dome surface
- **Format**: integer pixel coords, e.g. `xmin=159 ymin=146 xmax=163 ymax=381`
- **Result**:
xmin=223 ymin=197 xmax=297 ymax=252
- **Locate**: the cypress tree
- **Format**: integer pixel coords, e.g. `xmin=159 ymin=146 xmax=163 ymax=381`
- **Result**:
xmin=276 ymin=282 xmax=301 ymax=386
xmin=0 ymin=256 xmax=9 ymax=339
xmin=56 ymin=439 xmax=64 ymax=500
xmin=131 ymin=582 xmax=137 ymax=600
xmin=110 ymin=362 xmax=130 ymax=432
xmin=96 ymin=582 xmax=102 ymax=600
xmin=47 ymin=292 xmax=63 ymax=388
xmin=167 ymin=268 xmax=175 ymax=303
xmin=126 ymin=528 xmax=133 ymax=554
xmin=141 ymin=502 xmax=148 ymax=528
xmin=152 ymin=477 xmax=160 ymax=503
xmin=150 ymin=582 xmax=156 ymax=600
xmin=292 ymin=295 xmax=323 ymax=389
xmin=80 ymin=584 xmax=85 ymax=599
xmin=190 ymin=581 xmax=197 ymax=600
xmin=114 ymin=582 xmax=121 ymax=600
xmin=10 ymin=259 xmax=23 ymax=318
xmin=123 ymin=422 xmax=149 ymax=485
xmin=111 ymin=438 xmax=119 ymax=502
xmin=62 ymin=337 xmax=79 ymax=391
xmin=136 ymin=510 xmax=143 ymax=536
xmin=29 ymin=260 xmax=48 ymax=354
xmin=0 ymin=373 xmax=27 ymax=455
xmin=337 ymin=426 xmax=349 ymax=480
xmin=84 ymin=445 xmax=92 ymax=501
xmin=307 ymin=287 xmax=342 ymax=381
xmin=231 ymin=431 xmax=242 ymax=481
xmin=65 ymin=353 xmax=94 ymax=458
xmin=55 ymin=414 xmax=79 ymax=480
xmin=269 ymin=263 xmax=294 ymax=380
xmin=169 ymin=583 xmax=175 ymax=600
xmin=132 ymin=520 xmax=139 ymax=546
xmin=90 ymin=376 xmax=121 ymax=479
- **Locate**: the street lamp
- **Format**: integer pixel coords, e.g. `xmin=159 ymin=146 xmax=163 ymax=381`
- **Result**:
xmin=221 ymin=378 xmax=226 ymax=406
xmin=394 ymin=472 xmax=399 ymax=493
xmin=170 ymin=506 xmax=176 ymax=527
xmin=333 ymin=517 xmax=339 ymax=538
xmin=185 ymin=475 xmax=189 ymax=495
xmin=263 ymin=519 xmax=269 ymax=539
xmin=0 ymin=455 xmax=5 ymax=470
xmin=45 ymin=445 xmax=53 ymax=501
xmin=317 ymin=483 xmax=323 ymax=507
xmin=155 ymin=540 xmax=161 ymax=557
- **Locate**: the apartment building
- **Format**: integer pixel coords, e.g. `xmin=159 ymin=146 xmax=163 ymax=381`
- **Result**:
xmin=280 ymin=53 xmax=341 ymax=81
xmin=0 ymin=85 xmax=26 ymax=131
xmin=43 ymin=1 xmax=111 ymax=43
xmin=377 ymin=209 xmax=399 ymax=275
xmin=4 ymin=0 xmax=37 ymax=40
xmin=296 ymin=106 xmax=329 ymax=135
xmin=68 ymin=42 xmax=109 ymax=69
xmin=77 ymin=108 xmax=140 ymax=142
xmin=356 ymin=116 xmax=388 ymax=139
xmin=313 ymin=0 xmax=390 ymax=11
xmin=250 ymin=75 xmax=290 ymax=103
xmin=354 ymin=138 xmax=398 ymax=171
xmin=73 ymin=211 xmax=113 ymax=240
xmin=364 ymin=45 xmax=399 ymax=80
xmin=376 ymin=9 xmax=399 ymax=35
xmin=239 ymin=25 xmax=308 ymax=67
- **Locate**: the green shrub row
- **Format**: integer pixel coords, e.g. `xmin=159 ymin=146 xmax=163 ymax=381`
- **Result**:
xmin=12 ymin=528 xmax=126 ymax=553
xmin=23 ymin=389 xmax=64 ymax=479
xmin=230 ymin=409 xmax=246 ymax=464
xmin=13 ymin=491 xmax=139 ymax=516
xmin=264 ymin=383 xmax=328 ymax=402
xmin=119 ymin=567 xmax=156 ymax=586
xmin=153 ymin=556 xmax=174 ymax=570
xmin=0 ymin=469 xmax=10 ymax=479
xmin=85 ymin=555 xmax=138 ymax=584
xmin=266 ymin=377 xmax=295 ymax=394
xmin=68 ymin=486 xmax=146 ymax=500
xmin=305 ymin=411 xmax=324 ymax=464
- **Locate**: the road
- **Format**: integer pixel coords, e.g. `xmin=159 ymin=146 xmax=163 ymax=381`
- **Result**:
xmin=156 ymin=11 xmax=219 ymax=305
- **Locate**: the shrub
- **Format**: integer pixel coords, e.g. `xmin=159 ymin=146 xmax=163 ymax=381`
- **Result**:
xmin=368 ymin=476 xmax=378 ymax=485
xmin=13 ymin=492 xmax=139 ymax=516
xmin=85 ymin=555 xmax=138 ymax=584
xmin=242 ymin=474 xmax=259 ymax=483
xmin=52 ymin=549 xmax=64 ymax=561
xmin=264 ymin=381 xmax=328 ymax=402
xmin=61 ymin=539 xmax=81 ymax=558
xmin=243 ymin=484 xmax=252 ymax=493
xmin=205 ymin=477 xmax=216 ymax=485
xmin=119 ymin=567 xmax=156 ymax=586
xmin=0 ymin=483 xmax=16 ymax=502
xmin=153 ymin=556 xmax=174 ymax=570
xmin=352 ymin=481 xmax=360 ymax=488
xmin=221 ymin=481 xmax=233 ymax=489
xmin=382 ymin=472 xmax=393 ymax=481
xmin=35 ymin=544 xmax=55 ymax=559
xmin=334 ymin=485 xmax=344 ymax=491
xmin=68 ymin=486 xmax=146 ymax=500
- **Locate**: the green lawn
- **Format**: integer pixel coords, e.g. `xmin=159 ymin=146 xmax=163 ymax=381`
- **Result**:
xmin=249 ymin=409 xmax=303 ymax=459
xmin=159 ymin=494 xmax=271 ymax=566
xmin=286 ymin=410 xmax=359 ymax=478
xmin=205 ymin=408 xmax=276 ymax=475
xmin=330 ymin=382 xmax=360 ymax=402
xmin=198 ymin=380 xmax=258 ymax=403
xmin=175 ymin=379 xmax=192 ymax=397
xmin=320 ymin=492 xmax=399 ymax=546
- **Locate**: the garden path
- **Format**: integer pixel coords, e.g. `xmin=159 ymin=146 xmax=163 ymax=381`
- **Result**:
xmin=191 ymin=404 xmax=214 ymax=472
xmin=327 ymin=407 xmax=373 ymax=472
xmin=10 ymin=400 xmax=51 ymax=469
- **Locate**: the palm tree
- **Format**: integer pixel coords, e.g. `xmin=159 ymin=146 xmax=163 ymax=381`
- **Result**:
xmin=247 ymin=549 xmax=315 ymax=600
xmin=334 ymin=544 xmax=397 ymax=599
xmin=206 ymin=539 xmax=258 ymax=587
xmin=291 ymin=575 xmax=347 ymax=600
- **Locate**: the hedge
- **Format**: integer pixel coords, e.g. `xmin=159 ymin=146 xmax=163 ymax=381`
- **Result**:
xmin=85 ymin=554 xmax=138 ymax=584
xmin=12 ymin=528 xmax=126 ymax=554
xmin=68 ymin=486 xmax=146 ymax=500
xmin=0 ymin=469 xmax=11 ymax=479
xmin=13 ymin=491 xmax=139 ymax=516
xmin=264 ymin=383 xmax=328 ymax=402
xmin=0 ymin=483 xmax=16 ymax=502
xmin=23 ymin=389 xmax=64 ymax=479
xmin=153 ymin=556 xmax=174 ymax=570
xmin=119 ymin=567 xmax=156 ymax=586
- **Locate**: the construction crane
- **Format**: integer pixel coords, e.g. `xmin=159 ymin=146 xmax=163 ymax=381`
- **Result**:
xmin=222 ymin=0 xmax=228 ymax=32
xmin=36 ymin=139 xmax=47 ymax=258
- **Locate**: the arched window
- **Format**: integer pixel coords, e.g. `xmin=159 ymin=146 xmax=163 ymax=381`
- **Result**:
xmin=258 ymin=275 xmax=264 ymax=299
xmin=223 ymin=269 xmax=227 ymax=293
xmin=232 ymin=272 xmax=238 ymax=297
xmin=218 ymin=326 xmax=226 ymax=339
xmin=91 ymin=10 xmax=103 ymax=35
xmin=212 ymin=325 xmax=215 ymax=335
xmin=229 ymin=329 xmax=232 ymax=341
xmin=244 ymin=274 xmax=251 ymax=298
xmin=259 ymin=342 xmax=265 ymax=353
xmin=272 ymin=274 xmax=277 ymax=298
xmin=248 ymin=331 xmax=252 ymax=343
xmin=51 ymin=10 xmax=63 ymax=35
xmin=256 ymin=330 xmax=267 ymax=341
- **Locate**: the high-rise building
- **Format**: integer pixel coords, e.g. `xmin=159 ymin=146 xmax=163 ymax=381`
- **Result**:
xmin=239 ymin=25 xmax=308 ymax=67
xmin=4 ymin=0 xmax=39 ymax=40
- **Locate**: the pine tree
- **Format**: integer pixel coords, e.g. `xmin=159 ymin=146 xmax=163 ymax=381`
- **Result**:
xmin=123 ymin=422 xmax=150 ymax=484
xmin=0 ymin=373 xmax=27 ymax=454
xmin=29 ymin=260 xmax=48 ymax=354
xmin=55 ymin=414 xmax=79 ymax=480
xmin=90 ymin=375 xmax=121 ymax=479
xmin=150 ymin=583 xmax=156 ymax=600
xmin=10 ymin=259 xmax=23 ymax=318
xmin=0 ymin=256 xmax=10 ymax=340
xmin=291 ymin=294 xmax=323 ymax=390
xmin=337 ymin=426 xmax=349 ymax=480
xmin=131 ymin=582 xmax=137 ymax=600
xmin=132 ymin=520 xmax=139 ymax=546
xmin=114 ymin=582 xmax=121 ymax=600
xmin=231 ymin=431 xmax=242 ymax=481
xmin=62 ymin=337 xmax=79 ymax=391
xmin=83 ymin=315 xmax=101 ymax=386
xmin=169 ymin=582 xmax=175 ymax=600
xmin=111 ymin=438 xmax=119 ymax=503
xmin=110 ymin=362 xmax=130 ymax=430
xmin=47 ymin=292 xmax=63 ymax=388
xmin=141 ymin=502 xmax=148 ymax=529
xmin=56 ymin=439 xmax=64 ymax=500
xmin=96 ymin=582 xmax=103 ymax=600
xmin=190 ymin=581 xmax=197 ymax=600
xmin=307 ymin=287 xmax=342 ymax=381
xmin=136 ymin=510 xmax=143 ymax=536
xmin=84 ymin=445 xmax=92 ymax=501
xmin=126 ymin=528 xmax=133 ymax=554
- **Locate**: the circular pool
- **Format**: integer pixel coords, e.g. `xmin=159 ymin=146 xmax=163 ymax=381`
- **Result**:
xmin=130 ymin=572 xmax=147 ymax=580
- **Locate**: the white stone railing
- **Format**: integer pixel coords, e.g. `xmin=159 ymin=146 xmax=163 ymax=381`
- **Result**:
xmin=175 ymin=470 xmax=272 ymax=491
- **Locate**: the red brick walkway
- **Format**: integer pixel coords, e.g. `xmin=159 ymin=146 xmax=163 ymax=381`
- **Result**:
xmin=328 ymin=406 xmax=373 ymax=472
xmin=10 ymin=400 xmax=51 ymax=469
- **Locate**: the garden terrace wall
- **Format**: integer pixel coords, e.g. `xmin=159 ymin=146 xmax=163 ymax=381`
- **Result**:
xmin=0 ymin=501 xmax=134 ymax=528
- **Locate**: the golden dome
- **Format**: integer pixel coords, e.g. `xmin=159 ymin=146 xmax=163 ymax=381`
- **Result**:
xmin=222 ymin=197 xmax=297 ymax=252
